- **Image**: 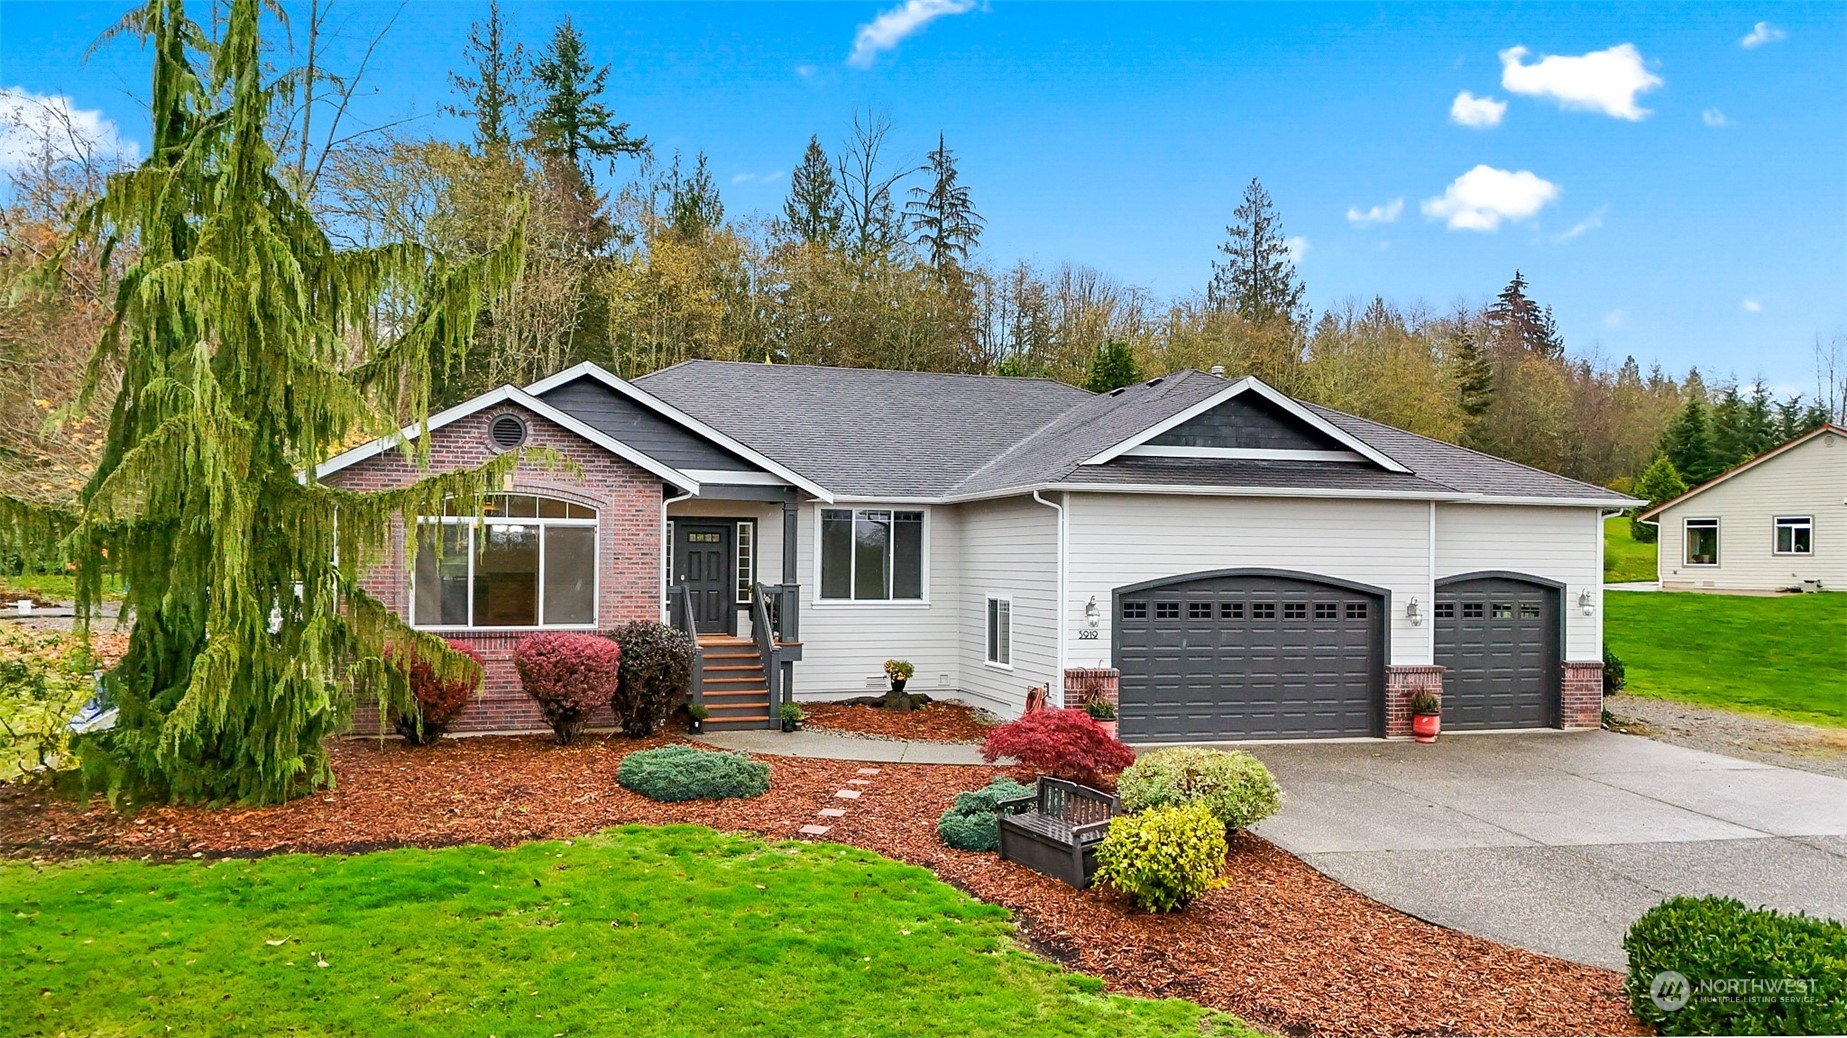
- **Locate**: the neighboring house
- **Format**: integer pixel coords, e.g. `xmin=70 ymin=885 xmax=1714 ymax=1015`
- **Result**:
xmin=1638 ymin=424 xmax=1847 ymax=592
xmin=319 ymin=360 xmax=1637 ymax=741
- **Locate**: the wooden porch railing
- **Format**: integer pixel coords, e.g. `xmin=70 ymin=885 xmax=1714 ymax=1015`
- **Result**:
xmin=667 ymin=583 xmax=704 ymax=710
xmin=749 ymin=583 xmax=782 ymax=724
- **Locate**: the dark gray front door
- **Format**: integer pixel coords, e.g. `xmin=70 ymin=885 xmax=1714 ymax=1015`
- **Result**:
xmin=1435 ymin=575 xmax=1558 ymax=730
xmin=674 ymin=522 xmax=734 ymax=636
xmin=1114 ymin=571 xmax=1384 ymax=741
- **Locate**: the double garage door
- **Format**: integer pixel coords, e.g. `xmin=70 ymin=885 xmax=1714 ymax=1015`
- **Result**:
xmin=1115 ymin=569 xmax=1559 ymax=741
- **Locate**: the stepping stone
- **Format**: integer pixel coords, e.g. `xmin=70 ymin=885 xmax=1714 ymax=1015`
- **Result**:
xmin=799 ymin=825 xmax=832 ymax=837
xmin=817 ymin=808 xmax=846 ymax=818
xmin=848 ymin=779 xmax=872 ymax=786
xmin=856 ymin=768 xmax=881 ymax=776
xmin=834 ymin=789 xmax=862 ymax=800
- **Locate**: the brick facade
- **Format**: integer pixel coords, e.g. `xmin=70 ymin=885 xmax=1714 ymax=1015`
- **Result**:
xmin=1064 ymin=667 xmax=1119 ymax=711
xmin=1559 ymin=660 xmax=1605 ymax=729
xmin=324 ymin=403 xmax=667 ymax=735
xmin=1384 ymin=664 xmax=1446 ymax=738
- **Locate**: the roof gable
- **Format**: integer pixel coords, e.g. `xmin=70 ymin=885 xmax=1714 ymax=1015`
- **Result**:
xmin=1638 ymin=424 xmax=1847 ymax=521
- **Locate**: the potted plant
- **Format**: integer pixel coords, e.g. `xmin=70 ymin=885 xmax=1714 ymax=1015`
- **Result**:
xmin=687 ymin=703 xmax=709 ymax=735
xmin=1084 ymin=697 xmax=1118 ymax=738
xmin=883 ymin=659 xmax=914 ymax=694
xmin=1409 ymin=690 xmax=1441 ymax=743
xmin=779 ymin=701 xmax=804 ymax=733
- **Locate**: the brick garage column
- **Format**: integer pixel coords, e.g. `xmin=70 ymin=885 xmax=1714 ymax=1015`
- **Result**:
xmin=1384 ymin=665 xmax=1445 ymax=738
xmin=1560 ymin=660 xmax=1605 ymax=729
xmin=1064 ymin=667 xmax=1118 ymax=710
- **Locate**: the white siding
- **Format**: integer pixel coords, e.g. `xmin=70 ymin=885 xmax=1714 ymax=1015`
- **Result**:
xmin=1064 ymin=493 xmax=1436 ymax=669
xmin=1653 ymin=432 xmax=1847 ymax=590
xmin=1435 ymin=503 xmax=1606 ymax=659
xmin=957 ymin=497 xmax=1059 ymax=714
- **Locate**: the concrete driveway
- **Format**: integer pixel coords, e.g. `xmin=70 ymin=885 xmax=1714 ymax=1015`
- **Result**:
xmin=1244 ymin=731 xmax=1847 ymax=969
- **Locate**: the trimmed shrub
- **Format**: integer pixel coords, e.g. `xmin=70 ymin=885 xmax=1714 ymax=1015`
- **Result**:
xmin=514 ymin=632 xmax=621 ymax=745
xmin=607 ymin=622 xmax=695 ymax=738
xmin=936 ymin=776 xmax=1036 ymax=852
xmin=980 ymin=708 xmax=1135 ymax=788
xmin=1094 ymin=802 xmax=1228 ymax=913
xmin=1603 ymin=646 xmax=1626 ymax=693
xmin=1117 ymin=747 xmax=1282 ymax=833
xmin=388 ymin=640 xmax=483 ymax=745
xmin=1624 ymin=895 xmax=1846 ymax=1036
xmin=616 ymin=745 xmax=770 ymax=802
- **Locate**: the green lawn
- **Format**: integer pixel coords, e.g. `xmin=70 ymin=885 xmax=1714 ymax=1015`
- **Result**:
xmin=1606 ymin=592 xmax=1847 ymax=727
xmin=1603 ymin=515 xmax=1657 ymax=583
xmin=0 ymin=571 xmax=126 ymax=603
xmin=2 ymin=825 xmax=1254 ymax=1038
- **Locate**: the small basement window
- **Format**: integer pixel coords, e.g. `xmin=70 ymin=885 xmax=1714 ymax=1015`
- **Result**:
xmin=1685 ymin=518 xmax=1719 ymax=566
xmin=1774 ymin=516 xmax=1813 ymax=556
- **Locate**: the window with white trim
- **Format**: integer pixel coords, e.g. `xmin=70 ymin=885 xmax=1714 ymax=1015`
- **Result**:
xmin=819 ymin=508 xmax=924 ymax=601
xmin=1685 ymin=518 xmax=1719 ymax=566
xmin=986 ymin=595 xmax=1012 ymax=667
xmin=1774 ymin=516 xmax=1813 ymax=555
xmin=412 ymin=494 xmax=598 ymax=628
xmin=735 ymin=520 xmax=755 ymax=602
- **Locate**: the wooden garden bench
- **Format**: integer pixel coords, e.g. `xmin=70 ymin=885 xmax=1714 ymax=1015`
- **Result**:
xmin=995 ymin=777 xmax=1119 ymax=888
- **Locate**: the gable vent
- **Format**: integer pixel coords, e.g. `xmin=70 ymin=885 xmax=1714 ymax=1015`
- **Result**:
xmin=490 ymin=414 xmax=528 ymax=451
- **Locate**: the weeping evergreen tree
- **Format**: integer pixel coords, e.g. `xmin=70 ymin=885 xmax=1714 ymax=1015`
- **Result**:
xmin=0 ymin=0 xmax=524 ymax=805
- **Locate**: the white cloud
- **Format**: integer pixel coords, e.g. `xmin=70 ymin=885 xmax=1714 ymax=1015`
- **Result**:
xmin=1449 ymin=91 xmax=1507 ymax=128
xmin=1701 ymin=108 xmax=1729 ymax=127
xmin=1742 ymin=298 xmax=1762 ymax=313
xmin=1346 ymin=198 xmax=1404 ymax=227
xmin=1740 ymin=22 xmax=1786 ymax=48
xmin=847 ymin=0 xmax=976 ymax=69
xmin=795 ymin=64 xmax=818 ymax=80
xmin=1421 ymin=164 xmax=1560 ymax=231
xmin=1285 ymin=236 xmax=1309 ymax=265
xmin=729 ymin=170 xmax=785 ymax=186
xmin=0 ymin=86 xmax=138 ymax=172
xmin=1499 ymin=43 xmax=1663 ymax=121
xmin=1603 ymin=309 xmax=1626 ymax=329
xmin=1554 ymin=204 xmax=1608 ymax=242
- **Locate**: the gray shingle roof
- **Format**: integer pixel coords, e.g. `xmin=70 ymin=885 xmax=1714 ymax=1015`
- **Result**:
xmin=626 ymin=360 xmax=1632 ymax=504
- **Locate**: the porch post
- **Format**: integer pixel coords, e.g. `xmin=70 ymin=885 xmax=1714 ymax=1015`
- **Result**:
xmin=781 ymin=498 xmax=798 ymax=585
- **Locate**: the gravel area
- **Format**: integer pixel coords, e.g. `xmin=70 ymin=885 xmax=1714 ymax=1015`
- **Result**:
xmin=0 ymin=734 xmax=1641 ymax=1037
xmin=1603 ymin=694 xmax=1847 ymax=779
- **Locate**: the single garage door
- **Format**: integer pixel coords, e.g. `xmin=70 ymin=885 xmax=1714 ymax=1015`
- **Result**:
xmin=1114 ymin=570 xmax=1385 ymax=741
xmin=1434 ymin=574 xmax=1558 ymax=730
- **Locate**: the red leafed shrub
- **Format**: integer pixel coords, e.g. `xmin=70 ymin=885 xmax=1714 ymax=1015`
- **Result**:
xmin=514 ymin=633 xmax=621 ymax=745
xmin=389 ymin=640 xmax=485 ymax=745
xmin=981 ymin=708 xmax=1136 ymax=788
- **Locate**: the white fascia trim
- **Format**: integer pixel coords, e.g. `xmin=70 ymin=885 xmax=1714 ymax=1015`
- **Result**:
xmin=1079 ymin=376 xmax=1413 ymax=473
xmin=315 ymin=384 xmax=700 ymax=494
xmin=526 ymin=361 xmax=835 ymax=502
xmin=1122 ymin=444 xmax=1366 ymax=463
xmin=682 ymin=468 xmax=790 ymax=487
xmin=942 ymin=482 xmax=1638 ymax=508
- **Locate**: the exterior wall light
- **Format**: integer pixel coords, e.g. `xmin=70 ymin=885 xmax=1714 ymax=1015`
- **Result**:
xmin=1578 ymin=588 xmax=1595 ymax=616
xmin=1406 ymin=597 xmax=1422 ymax=626
xmin=1084 ymin=595 xmax=1099 ymax=627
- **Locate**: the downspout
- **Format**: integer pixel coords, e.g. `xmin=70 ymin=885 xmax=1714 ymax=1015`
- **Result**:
xmin=1032 ymin=489 xmax=1068 ymax=707
xmin=662 ymin=486 xmax=694 ymax=623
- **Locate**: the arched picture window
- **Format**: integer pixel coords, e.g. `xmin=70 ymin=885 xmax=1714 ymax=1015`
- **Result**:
xmin=411 ymin=494 xmax=598 ymax=628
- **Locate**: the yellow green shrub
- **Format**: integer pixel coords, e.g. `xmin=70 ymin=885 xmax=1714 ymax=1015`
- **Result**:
xmin=1094 ymin=802 xmax=1228 ymax=913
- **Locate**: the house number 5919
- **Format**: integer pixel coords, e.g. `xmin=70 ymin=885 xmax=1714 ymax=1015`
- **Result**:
xmin=1076 ymin=629 xmax=1099 ymax=640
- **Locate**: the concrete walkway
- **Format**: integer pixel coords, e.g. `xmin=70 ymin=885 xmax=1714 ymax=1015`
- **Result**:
xmin=1603 ymin=581 xmax=1659 ymax=592
xmin=693 ymin=728 xmax=989 ymax=765
xmin=1246 ymin=731 xmax=1847 ymax=969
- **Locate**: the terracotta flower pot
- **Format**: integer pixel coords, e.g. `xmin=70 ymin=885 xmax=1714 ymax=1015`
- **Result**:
xmin=1095 ymin=719 xmax=1118 ymax=739
xmin=1412 ymin=712 xmax=1441 ymax=743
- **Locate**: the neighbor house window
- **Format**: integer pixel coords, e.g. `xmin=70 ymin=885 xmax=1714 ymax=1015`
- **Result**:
xmin=1685 ymin=518 xmax=1719 ymax=566
xmin=819 ymin=508 xmax=924 ymax=601
xmin=986 ymin=595 xmax=1012 ymax=667
xmin=412 ymin=494 xmax=597 ymax=628
xmin=1774 ymin=516 xmax=1813 ymax=556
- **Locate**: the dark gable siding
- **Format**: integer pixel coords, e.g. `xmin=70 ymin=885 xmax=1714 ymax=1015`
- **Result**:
xmin=538 ymin=379 xmax=757 ymax=472
xmin=1148 ymin=392 xmax=1349 ymax=452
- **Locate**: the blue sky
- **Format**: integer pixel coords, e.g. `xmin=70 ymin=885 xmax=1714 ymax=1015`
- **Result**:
xmin=3 ymin=2 xmax=1843 ymax=392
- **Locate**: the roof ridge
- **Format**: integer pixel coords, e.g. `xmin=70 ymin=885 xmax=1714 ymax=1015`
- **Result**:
xmin=644 ymin=358 xmax=1090 ymax=390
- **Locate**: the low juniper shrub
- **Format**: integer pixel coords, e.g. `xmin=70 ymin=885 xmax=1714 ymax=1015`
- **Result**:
xmin=514 ymin=632 xmax=621 ymax=745
xmin=1603 ymin=647 xmax=1626 ymax=694
xmin=1623 ymin=895 xmax=1845 ymax=1036
xmin=607 ymin=622 xmax=695 ymax=738
xmin=1116 ymin=747 xmax=1282 ymax=833
xmin=617 ymin=745 xmax=770 ymax=802
xmin=936 ymin=776 xmax=1036 ymax=852
xmin=1093 ymin=802 xmax=1228 ymax=913
xmin=979 ymin=708 xmax=1135 ymax=788
xmin=388 ymin=640 xmax=484 ymax=746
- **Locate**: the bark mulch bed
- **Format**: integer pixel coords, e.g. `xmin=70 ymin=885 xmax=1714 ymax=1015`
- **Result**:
xmin=801 ymin=701 xmax=996 ymax=744
xmin=0 ymin=735 xmax=1642 ymax=1038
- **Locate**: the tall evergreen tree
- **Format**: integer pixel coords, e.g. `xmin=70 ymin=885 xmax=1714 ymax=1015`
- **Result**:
xmin=1206 ymin=177 xmax=1305 ymax=326
xmin=527 ymin=16 xmax=646 ymax=186
xmin=1083 ymin=341 xmax=1142 ymax=393
xmin=0 ymin=0 xmax=523 ymax=804
xmin=1483 ymin=271 xmax=1565 ymax=359
xmin=446 ymin=0 xmax=525 ymax=155
xmin=664 ymin=151 xmax=723 ymax=239
xmin=1629 ymin=454 xmax=1687 ymax=542
xmin=1659 ymin=394 xmax=1720 ymax=485
xmin=782 ymin=134 xmax=842 ymax=247
xmin=1452 ymin=327 xmax=1494 ymax=421
xmin=905 ymin=132 xmax=983 ymax=273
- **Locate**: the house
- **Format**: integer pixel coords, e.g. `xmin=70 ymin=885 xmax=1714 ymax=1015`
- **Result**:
xmin=318 ymin=360 xmax=1638 ymax=741
xmin=1637 ymin=424 xmax=1846 ymax=592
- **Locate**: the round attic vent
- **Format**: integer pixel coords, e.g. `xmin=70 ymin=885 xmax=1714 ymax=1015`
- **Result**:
xmin=490 ymin=414 xmax=528 ymax=451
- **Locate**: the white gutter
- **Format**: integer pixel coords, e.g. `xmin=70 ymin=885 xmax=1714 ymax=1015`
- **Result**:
xmin=661 ymin=488 xmax=695 ymax=623
xmin=1427 ymin=500 xmax=1437 ymax=662
xmin=1032 ymin=489 xmax=1068 ymax=707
